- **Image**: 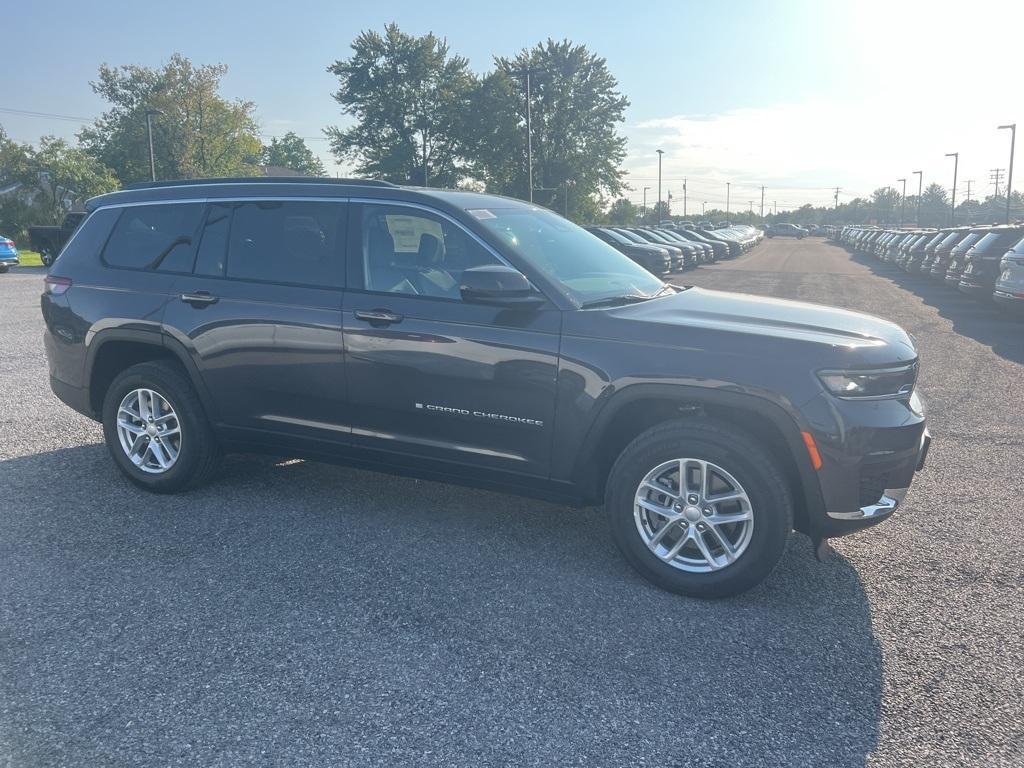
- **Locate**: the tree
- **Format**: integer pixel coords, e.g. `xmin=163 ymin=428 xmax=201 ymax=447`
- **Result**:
xmin=870 ymin=187 xmax=902 ymax=226
xmin=0 ymin=128 xmax=118 ymax=239
xmin=262 ymin=132 xmax=326 ymax=176
xmin=607 ymin=197 xmax=637 ymax=225
xmin=918 ymin=183 xmax=949 ymax=227
xmin=468 ymin=39 xmax=629 ymax=220
xmin=31 ymin=136 xmax=118 ymax=223
xmin=325 ymin=24 xmax=476 ymax=186
xmin=79 ymin=53 xmax=262 ymax=183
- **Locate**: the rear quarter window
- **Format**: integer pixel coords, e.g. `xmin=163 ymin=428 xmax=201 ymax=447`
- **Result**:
xmin=102 ymin=203 xmax=203 ymax=272
xmin=55 ymin=207 xmax=120 ymax=268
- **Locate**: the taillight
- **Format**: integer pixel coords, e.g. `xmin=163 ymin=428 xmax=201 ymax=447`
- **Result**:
xmin=44 ymin=275 xmax=71 ymax=295
xmin=1 ymin=239 xmax=12 ymax=247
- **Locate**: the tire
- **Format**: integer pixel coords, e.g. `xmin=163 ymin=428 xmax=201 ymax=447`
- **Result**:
xmin=101 ymin=361 xmax=222 ymax=493
xmin=605 ymin=418 xmax=793 ymax=598
xmin=0 ymin=266 xmax=8 ymax=274
xmin=40 ymin=248 xmax=54 ymax=267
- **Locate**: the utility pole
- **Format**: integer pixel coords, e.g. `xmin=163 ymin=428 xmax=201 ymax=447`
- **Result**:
xmin=683 ymin=178 xmax=687 ymax=217
xmin=760 ymin=186 xmax=765 ymax=219
xmin=965 ymin=180 xmax=974 ymax=203
xmin=642 ymin=186 xmax=650 ymax=221
xmin=701 ymin=201 xmax=706 ymax=216
xmin=945 ymin=152 xmax=959 ymax=226
xmin=999 ymin=123 xmax=1016 ymax=224
xmin=990 ymin=168 xmax=1005 ymax=199
xmin=912 ymin=171 xmax=922 ymax=226
xmin=509 ymin=66 xmax=543 ymax=203
xmin=145 ymin=109 xmax=163 ymax=182
xmin=834 ymin=187 xmax=840 ymax=209
xmin=726 ymin=182 xmax=731 ymax=219
xmin=748 ymin=201 xmax=754 ymax=216
xmin=422 ymin=126 xmax=429 ymax=188
xmin=656 ymin=149 xmax=664 ymax=221
xmin=898 ymin=178 xmax=906 ymax=227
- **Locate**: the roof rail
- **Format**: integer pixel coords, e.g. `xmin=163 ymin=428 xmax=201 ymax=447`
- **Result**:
xmin=122 ymin=176 xmax=397 ymax=191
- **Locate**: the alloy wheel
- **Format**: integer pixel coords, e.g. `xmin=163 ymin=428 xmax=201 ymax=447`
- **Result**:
xmin=634 ymin=458 xmax=754 ymax=573
xmin=115 ymin=388 xmax=182 ymax=474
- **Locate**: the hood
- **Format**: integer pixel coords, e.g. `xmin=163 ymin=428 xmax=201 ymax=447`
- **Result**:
xmin=601 ymin=287 xmax=918 ymax=362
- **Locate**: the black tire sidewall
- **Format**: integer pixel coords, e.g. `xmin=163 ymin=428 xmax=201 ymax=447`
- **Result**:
xmin=606 ymin=422 xmax=792 ymax=598
xmin=101 ymin=364 xmax=210 ymax=493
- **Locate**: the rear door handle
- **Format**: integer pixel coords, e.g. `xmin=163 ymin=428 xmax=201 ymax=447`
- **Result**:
xmin=354 ymin=309 xmax=403 ymax=326
xmin=181 ymin=291 xmax=219 ymax=307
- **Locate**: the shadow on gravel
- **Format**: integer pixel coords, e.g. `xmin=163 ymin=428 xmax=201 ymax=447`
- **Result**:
xmin=0 ymin=446 xmax=882 ymax=767
xmin=850 ymin=251 xmax=1024 ymax=365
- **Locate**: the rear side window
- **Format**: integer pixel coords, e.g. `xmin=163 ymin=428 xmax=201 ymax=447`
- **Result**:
xmin=224 ymin=201 xmax=345 ymax=287
xmin=57 ymin=207 xmax=120 ymax=267
xmin=102 ymin=204 xmax=202 ymax=272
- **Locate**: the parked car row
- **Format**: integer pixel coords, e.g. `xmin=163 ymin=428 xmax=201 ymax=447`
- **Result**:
xmin=584 ymin=224 xmax=763 ymax=276
xmin=837 ymin=224 xmax=1024 ymax=311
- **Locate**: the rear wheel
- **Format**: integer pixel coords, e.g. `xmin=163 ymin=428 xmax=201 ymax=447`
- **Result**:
xmin=605 ymin=419 xmax=793 ymax=598
xmin=0 ymin=266 xmax=8 ymax=274
xmin=40 ymin=247 xmax=54 ymax=267
xmin=101 ymin=361 xmax=221 ymax=493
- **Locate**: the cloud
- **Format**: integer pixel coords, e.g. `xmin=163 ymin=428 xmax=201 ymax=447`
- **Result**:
xmin=622 ymin=94 xmax=1024 ymax=211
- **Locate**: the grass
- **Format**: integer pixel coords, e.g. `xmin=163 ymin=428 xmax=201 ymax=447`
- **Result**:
xmin=15 ymin=249 xmax=43 ymax=267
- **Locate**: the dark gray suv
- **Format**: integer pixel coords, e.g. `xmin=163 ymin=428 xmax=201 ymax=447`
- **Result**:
xmin=41 ymin=178 xmax=930 ymax=598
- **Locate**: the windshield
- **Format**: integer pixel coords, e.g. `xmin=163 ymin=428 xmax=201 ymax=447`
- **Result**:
xmin=475 ymin=208 xmax=665 ymax=303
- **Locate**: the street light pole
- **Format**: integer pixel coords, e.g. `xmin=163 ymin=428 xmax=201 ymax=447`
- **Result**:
xmin=999 ymin=124 xmax=1016 ymax=224
xmin=656 ymin=149 xmax=664 ymax=222
xmin=898 ymin=178 xmax=906 ymax=227
xmin=726 ymin=182 xmax=731 ymax=219
xmin=701 ymin=201 xmax=706 ymax=216
xmin=145 ymin=109 xmax=163 ymax=182
xmin=945 ymin=152 xmax=959 ymax=226
xmin=912 ymin=171 xmax=923 ymax=226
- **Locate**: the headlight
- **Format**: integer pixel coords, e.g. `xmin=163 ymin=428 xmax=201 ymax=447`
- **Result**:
xmin=817 ymin=363 xmax=918 ymax=399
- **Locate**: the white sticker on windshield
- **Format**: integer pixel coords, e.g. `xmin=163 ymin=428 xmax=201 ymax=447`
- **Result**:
xmin=467 ymin=209 xmax=496 ymax=220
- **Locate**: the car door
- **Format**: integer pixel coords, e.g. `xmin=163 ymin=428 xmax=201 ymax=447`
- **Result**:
xmin=342 ymin=200 xmax=561 ymax=477
xmin=162 ymin=198 xmax=349 ymax=449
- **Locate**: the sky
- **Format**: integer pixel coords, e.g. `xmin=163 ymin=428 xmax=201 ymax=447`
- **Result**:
xmin=2 ymin=0 xmax=1022 ymax=213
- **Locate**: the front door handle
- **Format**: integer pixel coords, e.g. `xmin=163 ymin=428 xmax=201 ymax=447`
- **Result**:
xmin=181 ymin=291 xmax=219 ymax=307
xmin=354 ymin=309 xmax=404 ymax=326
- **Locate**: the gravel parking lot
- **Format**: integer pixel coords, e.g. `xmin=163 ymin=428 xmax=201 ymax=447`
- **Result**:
xmin=1 ymin=238 xmax=1021 ymax=767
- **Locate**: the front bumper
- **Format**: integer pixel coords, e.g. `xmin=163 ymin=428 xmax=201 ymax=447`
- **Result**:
xmin=826 ymin=427 xmax=930 ymax=524
xmin=800 ymin=387 xmax=929 ymax=538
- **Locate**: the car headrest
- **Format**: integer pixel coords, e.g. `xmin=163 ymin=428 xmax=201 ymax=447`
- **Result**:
xmin=417 ymin=233 xmax=443 ymax=265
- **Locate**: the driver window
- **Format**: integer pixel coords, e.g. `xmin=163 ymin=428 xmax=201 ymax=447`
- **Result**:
xmin=361 ymin=205 xmax=500 ymax=299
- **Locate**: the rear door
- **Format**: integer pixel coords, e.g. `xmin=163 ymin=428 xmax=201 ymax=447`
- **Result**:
xmin=163 ymin=198 xmax=349 ymax=447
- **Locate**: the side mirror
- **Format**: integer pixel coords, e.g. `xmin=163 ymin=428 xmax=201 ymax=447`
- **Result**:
xmin=459 ymin=265 xmax=544 ymax=307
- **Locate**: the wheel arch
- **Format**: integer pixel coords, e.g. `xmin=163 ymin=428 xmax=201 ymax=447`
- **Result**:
xmin=85 ymin=330 xmax=218 ymax=422
xmin=573 ymin=384 xmax=825 ymax=534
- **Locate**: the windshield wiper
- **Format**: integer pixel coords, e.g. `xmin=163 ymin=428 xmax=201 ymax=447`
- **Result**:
xmin=580 ymin=292 xmax=658 ymax=309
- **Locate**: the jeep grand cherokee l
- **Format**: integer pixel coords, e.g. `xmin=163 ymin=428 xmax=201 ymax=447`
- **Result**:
xmin=42 ymin=178 xmax=930 ymax=598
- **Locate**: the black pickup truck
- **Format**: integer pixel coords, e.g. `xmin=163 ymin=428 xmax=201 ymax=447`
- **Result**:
xmin=29 ymin=211 xmax=87 ymax=266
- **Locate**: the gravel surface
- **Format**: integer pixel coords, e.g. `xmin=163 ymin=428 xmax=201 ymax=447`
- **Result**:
xmin=1 ymin=239 xmax=1021 ymax=767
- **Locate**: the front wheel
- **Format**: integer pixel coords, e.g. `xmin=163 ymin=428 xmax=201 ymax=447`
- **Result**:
xmin=40 ymin=248 xmax=54 ymax=266
xmin=605 ymin=419 xmax=793 ymax=598
xmin=0 ymin=266 xmax=8 ymax=274
xmin=101 ymin=361 xmax=222 ymax=493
